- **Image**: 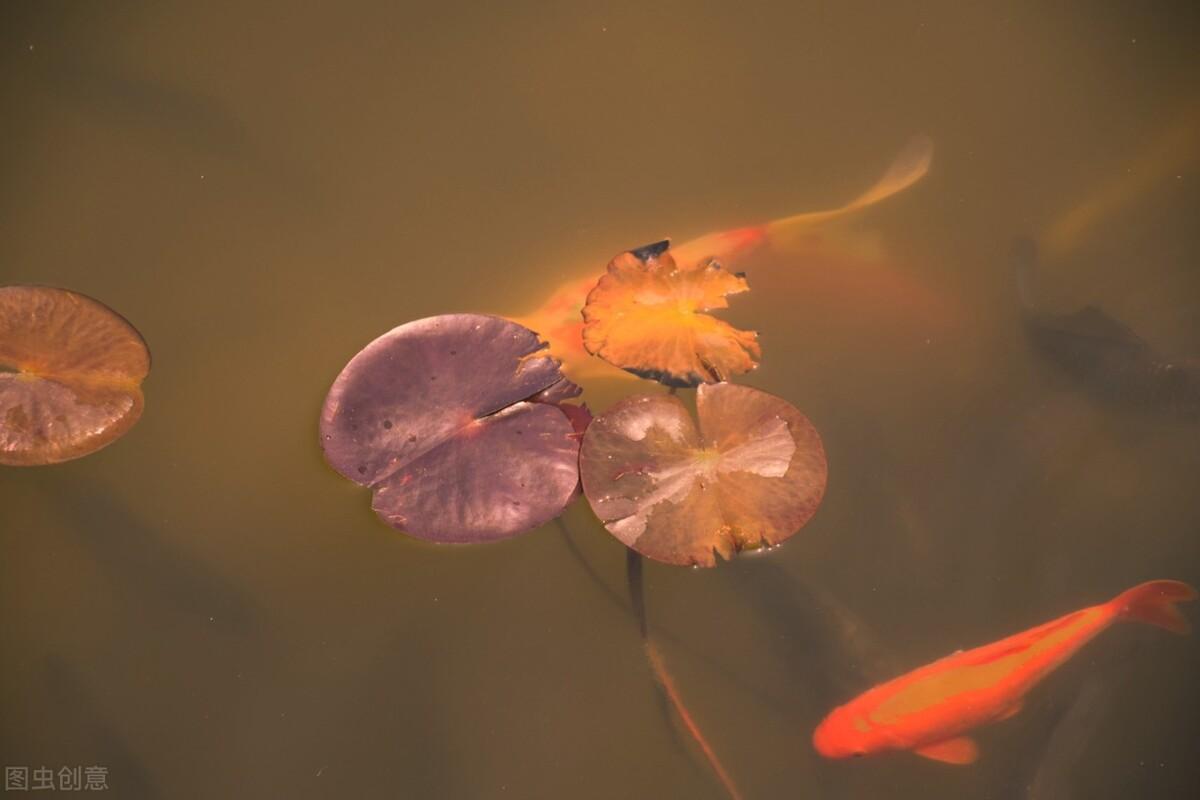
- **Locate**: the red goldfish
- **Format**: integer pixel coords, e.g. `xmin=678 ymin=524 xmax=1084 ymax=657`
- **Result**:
xmin=812 ymin=580 xmax=1196 ymax=764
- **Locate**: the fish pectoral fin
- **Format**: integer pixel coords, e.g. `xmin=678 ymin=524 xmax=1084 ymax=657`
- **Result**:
xmin=995 ymin=699 xmax=1024 ymax=721
xmin=913 ymin=736 xmax=979 ymax=765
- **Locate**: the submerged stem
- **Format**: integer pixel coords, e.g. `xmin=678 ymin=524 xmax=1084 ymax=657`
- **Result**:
xmin=626 ymin=548 xmax=647 ymax=638
xmin=554 ymin=517 xmax=790 ymax=712
xmin=644 ymin=640 xmax=746 ymax=800
xmin=626 ymin=550 xmax=744 ymax=800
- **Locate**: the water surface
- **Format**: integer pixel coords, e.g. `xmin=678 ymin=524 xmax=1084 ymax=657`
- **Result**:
xmin=2 ymin=2 xmax=1198 ymax=798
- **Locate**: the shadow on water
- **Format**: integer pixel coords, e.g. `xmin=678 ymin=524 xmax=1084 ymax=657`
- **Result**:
xmin=715 ymin=557 xmax=905 ymax=798
xmin=323 ymin=617 xmax=478 ymax=799
xmin=40 ymin=654 xmax=159 ymax=800
xmin=555 ymin=515 xmax=792 ymax=712
xmin=39 ymin=58 xmax=253 ymax=159
xmin=560 ymin=468 xmax=914 ymax=795
xmin=25 ymin=52 xmax=319 ymax=200
xmin=49 ymin=478 xmax=256 ymax=636
xmin=726 ymin=559 xmax=897 ymax=709
xmin=1022 ymin=674 xmax=1110 ymax=800
xmin=556 ymin=516 xmax=784 ymax=798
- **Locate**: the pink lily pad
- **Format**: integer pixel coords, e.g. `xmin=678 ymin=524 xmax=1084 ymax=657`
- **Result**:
xmin=1 ymin=285 xmax=150 ymax=466
xmin=319 ymin=314 xmax=585 ymax=543
xmin=579 ymin=383 xmax=827 ymax=566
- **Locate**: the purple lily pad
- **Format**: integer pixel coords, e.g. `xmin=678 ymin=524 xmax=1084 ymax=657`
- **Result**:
xmin=579 ymin=383 xmax=827 ymax=566
xmin=319 ymin=314 xmax=585 ymax=543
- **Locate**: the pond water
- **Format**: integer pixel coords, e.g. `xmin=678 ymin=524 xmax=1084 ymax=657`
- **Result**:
xmin=2 ymin=2 xmax=1198 ymax=798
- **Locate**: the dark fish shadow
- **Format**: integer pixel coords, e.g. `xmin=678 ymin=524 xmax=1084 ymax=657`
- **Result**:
xmin=557 ymin=517 xmax=786 ymax=784
xmin=720 ymin=558 xmax=900 ymax=797
xmin=32 ymin=56 xmax=320 ymax=199
xmin=39 ymin=655 xmax=159 ymax=800
xmin=50 ymin=478 xmax=255 ymax=635
xmin=1021 ymin=674 xmax=1110 ymax=800
xmin=39 ymin=57 xmax=252 ymax=159
xmin=724 ymin=559 xmax=896 ymax=712
xmin=1014 ymin=238 xmax=1200 ymax=419
xmin=554 ymin=516 xmax=791 ymax=711
xmin=1005 ymin=630 xmax=1135 ymax=799
xmin=312 ymin=617 xmax=459 ymax=799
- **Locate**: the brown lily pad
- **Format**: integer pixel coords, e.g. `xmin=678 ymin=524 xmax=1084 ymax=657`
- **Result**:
xmin=1 ymin=285 xmax=150 ymax=466
xmin=580 ymin=383 xmax=826 ymax=566
xmin=581 ymin=240 xmax=761 ymax=387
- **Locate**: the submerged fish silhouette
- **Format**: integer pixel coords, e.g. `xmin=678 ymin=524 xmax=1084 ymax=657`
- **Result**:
xmin=1014 ymin=239 xmax=1200 ymax=417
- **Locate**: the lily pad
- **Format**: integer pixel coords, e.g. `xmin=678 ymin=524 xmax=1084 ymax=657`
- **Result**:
xmin=319 ymin=313 xmax=586 ymax=543
xmin=582 ymin=240 xmax=761 ymax=387
xmin=580 ymin=383 xmax=826 ymax=566
xmin=1 ymin=285 xmax=150 ymax=466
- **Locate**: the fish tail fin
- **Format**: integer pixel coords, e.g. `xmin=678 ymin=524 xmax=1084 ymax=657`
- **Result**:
xmin=1111 ymin=580 xmax=1198 ymax=634
xmin=671 ymin=136 xmax=933 ymax=268
xmin=764 ymin=134 xmax=934 ymax=247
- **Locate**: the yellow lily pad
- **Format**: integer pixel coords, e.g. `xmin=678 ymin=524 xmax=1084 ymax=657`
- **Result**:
xmin=581 ymin=241 xmax=761 ymax=387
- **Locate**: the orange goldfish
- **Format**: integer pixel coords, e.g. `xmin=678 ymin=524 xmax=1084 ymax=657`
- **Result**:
xmin=510 ymin=136 xmax=936 ymax=382
xmin=812 ymin=580 xmax=1196 ymax=765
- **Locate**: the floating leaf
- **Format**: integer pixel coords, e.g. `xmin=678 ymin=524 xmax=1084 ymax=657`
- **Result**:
xmin=582 ymin=241 xmax=761 ymax=387
xmin=1 ymin=285 xmax=150 ymax=466
xmin=319 ymin=314 xmax=585 ymax=542
xmin=580 ymin=383 xmax=826 ymax=566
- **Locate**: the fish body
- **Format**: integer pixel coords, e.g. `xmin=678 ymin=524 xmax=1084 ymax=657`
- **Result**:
xmin=812 ymin=580 xmax=1196 ymax=764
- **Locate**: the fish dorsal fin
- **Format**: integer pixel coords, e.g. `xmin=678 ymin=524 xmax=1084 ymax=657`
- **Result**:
xmin=914 ymin=736 xmax=979 ymax=764
xmin=995 ymin=698 xmax=1024 ymax=721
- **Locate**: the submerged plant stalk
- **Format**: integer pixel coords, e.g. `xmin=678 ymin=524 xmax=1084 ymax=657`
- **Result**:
xmin=554 ymin=518 xmax=791 ymax=711
xmin=626 ymin=550 xmax=745 ymax=800
xmin=643 ymin=639 xmax=746 ymax=800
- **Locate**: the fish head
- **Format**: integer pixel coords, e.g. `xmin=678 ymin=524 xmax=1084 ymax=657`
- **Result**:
xmin=812 ymin=704 xmax=878 ymax=760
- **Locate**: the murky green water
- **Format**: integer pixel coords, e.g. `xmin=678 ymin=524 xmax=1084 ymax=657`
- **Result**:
xmin=3 ymin=2 xmax=1198 ymax=798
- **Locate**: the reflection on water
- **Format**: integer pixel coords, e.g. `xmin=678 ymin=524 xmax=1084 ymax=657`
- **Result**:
xmin=2 ymin=1 xmax=1198 ymax=798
